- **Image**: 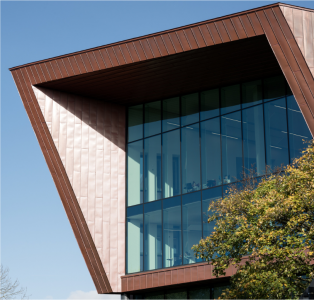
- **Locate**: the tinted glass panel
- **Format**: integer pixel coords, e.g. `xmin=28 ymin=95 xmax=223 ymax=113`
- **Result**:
xmin=127 ymin=205 xmax=143 ymax=273
xmin=242 ymin=80 xmax=263 ymax=108
xmin=144 ymin=101 xmax=161 ymax=137
xmin=144 ymin=292 xmax=164 ymax=299
xmin=181 ymin=93 xmax=199 ymax=126
xmin=182 ymin=191 xmax=202 ymax=264
xmin=242 ymin=105 xmax=266 ymax=176
xmin=201 ymin=117 xmax=222 ymax=188
xmin=144 ymin=136 xmax=162 ymax=202
xmin=221 ymin=112 xmax=243 ymax=183
xmin=189 ymin=287 xmax=211 ymax=299
xmin=163 ymin=196 xmax=182 ymax=267
xmin=264 ymin=98 xmax=289 ymax=170
xmin=165 ymin=290 xmax=187 ymax=299
xmin=214 ymin=286 xmax=230 ymax=299
xmin=162 ymin=130 xmax=181 ymax=198
xmin=144 ymin=201 xmax=162 ymax=271
xmin=221 ymin=84 xmax=241 ymax=115
xmin=200 ymin=89 xmax=219 ymax=120
xmin=182 ymin=123 xmax=201 ymax=194
xmin=202 ymin=187 xmax=222 ymax=238
xmin=287 ymin=95 xmax=312 ymax=161
xmin=264 ymin=75 xmax=285 ymax=102
xmin=128 ymin=141 xmax=143 ymax=206
xmin=128 ymin=104 xmax=143 ymax=142
xmin=162 ymin=97 xmax=180 ymax=132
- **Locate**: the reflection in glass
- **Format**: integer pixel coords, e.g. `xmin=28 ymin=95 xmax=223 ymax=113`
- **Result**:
xmin=242 ymin=105 xmax=266 ymax=176
xmin=182 ymin=123 xmax=201 ymax=194
xmin=128 ymin=141 xmax=143 ymax=206
xmin=128 ymin=105 xmax=143 ymax=142
xmin=214 ymin=286 xmax=230 ymax=299
xmin=202 ymin=187 xmax=222 ymax=238
xmin=264 ymin=75 xmax=285 ymax=102
xmin=221 ymin=112 xmax=243 ymax=183
xmin=162 ymin=130 xmax=181 ymax=198
xmin=144 ymin=136 xmax=162 ymax=202
xmin=144 ymin=101 xmax=161 ymax=137
xmin=162 ymin=97 xmax=180 ymax=132
xmin=201 ymin=117 xmax=221 ymax=188
xmin=165 ymin=290 xmax=187 ymax=299
xmin=182 ymin=192 xmax=202 ymax=264
xmin=242 ymin=80 xmax=262 ymax=108
xmin=189 ymin=287 xmax=211 ymax=299
xmin=287 ymin=95 xmax=312 ymax=161
xmin=144 ymin=201 xmax=162 ymax=271
xmin=200 ymin=89 xmax=219 ymax=120
xmin=127 ymin=205 xmax=143 ymax=273
xmin=163 ymin=196 xmax=182 ymax=267
xmin=221 ymin=84 xmax=241 ymax=115
xmin=144 ymin=292 xmax=164 ymax=299
xmin=264 ymin=98 xmax=289 ymax=170
xmin=181 ymin=93 xmax=199 ymax=126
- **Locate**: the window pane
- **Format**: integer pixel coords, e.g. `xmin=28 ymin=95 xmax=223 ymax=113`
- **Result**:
xmin=242 ymin=105 xmax=266 ymax=176
xmin=221 ymin=112 xmax=243 ymax=183
xmin=128 ymin=140 xmax=143 ymax=206
xmin=162 ymin=130 xmax=181 ymax=198
xmin=221 ymin=84 xmax=241 ymax=115
xmin=287 ymin=95 xmax=312 ymax=161
xmin=202 ymin=187 xmax=222 ymax=238
xmin=181 ymin=93 xmax=199 ymax=126
xmin=189 ymin=287 xmax=211 ymax=299
xmin=200 ymin=89 xmax=219 ymax=121
xmin=144 ymin=135 xmax=162 ymax=202
xmin=213 ymin=285 xmax=230 ymax=299
xmin=145 ymin=101 xmax=161 ymax=137
xmin=127 ymin=205 xmax=143 ymax=273
xmin=242 ymin=80 xmax=263 ymax=108
xmin=144 ymin=292 xmax=164 ymax=299
xmin=201 ymin=117 xmax=222 ymax=189
xmin=163 ymin=97 xmax=180 ymax=132
xmin=128 ymin=105 xmax=143 ymax=142
xmin=263 ymin=75 xmax=286 ymax=102
xmin=182 ymin=191 xmax=202 ymax=265
xmin=144 ymin=201 xmax=162 ymax=271
xmin=264 ymin=98 xmax=289 ymax=170
xmin=165 ymin=290 xmax=187 ymax=299
xmin=182 ymin=123 xmax=201 ymax=194
xmin=163 ymin=196 xmax=182 ymax=267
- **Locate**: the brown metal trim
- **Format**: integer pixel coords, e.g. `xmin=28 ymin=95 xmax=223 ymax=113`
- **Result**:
xmin=10 ymin=69 xmax=113 ymax=294
xmin=121 ymin=261 xmax=235 ymax=293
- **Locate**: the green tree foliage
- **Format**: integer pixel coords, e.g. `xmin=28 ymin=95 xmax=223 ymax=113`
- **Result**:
xmin=192 ymin=141 xmax=314 ymax=299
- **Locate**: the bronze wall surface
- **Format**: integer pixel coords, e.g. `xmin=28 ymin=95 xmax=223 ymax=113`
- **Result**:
xmin=10 ymin=3 xmax=314 ymax=294
xmin=281 ymin=6 xmax=314 ymax=77
xmin=32 ymin=87 xmax=126 ymax=292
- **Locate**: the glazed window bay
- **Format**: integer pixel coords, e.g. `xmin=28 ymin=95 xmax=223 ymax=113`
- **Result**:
xmin=126 ymin=75 xmax=311 ymax=274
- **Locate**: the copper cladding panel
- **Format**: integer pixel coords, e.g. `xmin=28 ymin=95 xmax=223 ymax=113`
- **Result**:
xmin=280 ymin=6 xmax=314 ymax=77
xmin=31 ymin=87 xmax=126 ymax=293
xmin=121 ymin=262 xmax=235 ymax=293
xmin=10 ymin=2 xmax=314 ymax=295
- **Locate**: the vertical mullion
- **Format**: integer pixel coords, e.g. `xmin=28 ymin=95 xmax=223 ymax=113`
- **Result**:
xmin=262 ymin=79 xmax=268 ymax=174
xmin=161 ymin=100 xmax=164 ymax=270
xmin=219 ymin=87 xmax=224 ymax=196
xmin=142 ymin=104 xmax=145 ymax=272
xmin=285 ymin=82 xmax=291 ymax=164
xmin=240 ymin=84 xmax=244 ymax=182
xmin=180 ymin=95 xmax=184 ymax=266
xmin=125 ymin=107 xmax=128 ymax=274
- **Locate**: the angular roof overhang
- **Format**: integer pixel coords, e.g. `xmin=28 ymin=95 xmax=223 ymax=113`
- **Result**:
xmin=10 ymin=2 xmax=314 ymax=294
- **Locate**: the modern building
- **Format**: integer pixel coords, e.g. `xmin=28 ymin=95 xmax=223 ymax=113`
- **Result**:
xmin=10 ymin=2 xmax=314 ymax=299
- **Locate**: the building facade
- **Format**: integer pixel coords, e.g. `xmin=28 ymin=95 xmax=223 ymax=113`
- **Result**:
xmin=10 ymin=3 xmax=314 ymax=298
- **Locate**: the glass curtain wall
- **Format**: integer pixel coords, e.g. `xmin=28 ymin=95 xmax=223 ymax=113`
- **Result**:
xmin=126 ymin=75 xmax=312 ymax=274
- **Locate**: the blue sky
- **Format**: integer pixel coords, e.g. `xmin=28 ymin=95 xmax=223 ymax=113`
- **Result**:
xmin=2 ymin=1 xmax=314 ymax=299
